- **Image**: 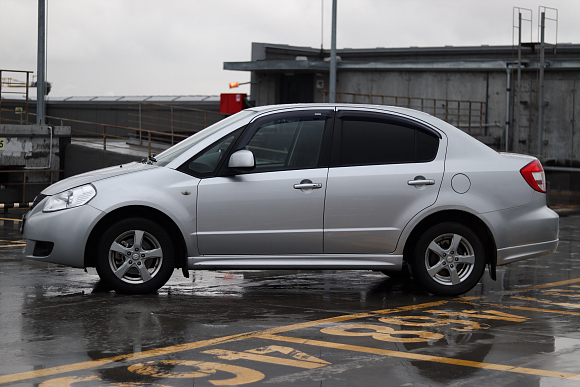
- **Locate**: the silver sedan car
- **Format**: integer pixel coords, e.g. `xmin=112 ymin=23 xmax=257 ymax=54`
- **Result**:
xmin=22 ymin=104 xmax=559 ymax=296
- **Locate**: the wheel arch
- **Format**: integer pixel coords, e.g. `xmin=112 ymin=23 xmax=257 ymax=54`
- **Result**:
xmin=84 ymin=205 xmax=188 ymax=270
xmin=402 ymin=210 xmax=498 ymax=280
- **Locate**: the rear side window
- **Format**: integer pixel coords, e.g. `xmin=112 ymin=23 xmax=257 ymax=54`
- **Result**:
xmin=338 ymin=116 xmax=439 ymax=166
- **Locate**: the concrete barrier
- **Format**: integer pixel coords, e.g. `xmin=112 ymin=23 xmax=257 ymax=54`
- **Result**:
xmin=64 ymin=143 xmax=142 ymax=178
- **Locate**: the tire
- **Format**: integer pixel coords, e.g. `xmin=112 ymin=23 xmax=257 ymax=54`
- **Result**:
xmin=411 ymin=222 xmax=485 ymax=296
xmin=96 ymin=218 xmax=175 ymax=294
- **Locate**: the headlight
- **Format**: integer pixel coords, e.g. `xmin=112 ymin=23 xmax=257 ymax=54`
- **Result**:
xmin=43 ymin=184 xmax=97 ymax=212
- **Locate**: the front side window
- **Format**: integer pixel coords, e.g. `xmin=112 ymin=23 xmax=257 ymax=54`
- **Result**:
xmin=242 ymin=115 xmax=327 ymax=172
xmin=338 ymin=116 xmax=439 ymax=166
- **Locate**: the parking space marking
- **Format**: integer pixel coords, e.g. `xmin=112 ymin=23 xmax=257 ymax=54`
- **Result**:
xmin=0 ymin=300 xmax=447 ymax=385
xmin=2 ymin=278 xmax=580 ymax=385
xmin=257 ymin=333 xmax=580 ymax=381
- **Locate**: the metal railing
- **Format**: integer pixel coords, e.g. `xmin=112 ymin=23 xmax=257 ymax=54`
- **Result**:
xmin=128 ymin=102 xmax=226 ymax=147
xmin=0 ymin=69 xmax=33 ymax=124
xmin=321 ymin=91 xmax=487 ymax=136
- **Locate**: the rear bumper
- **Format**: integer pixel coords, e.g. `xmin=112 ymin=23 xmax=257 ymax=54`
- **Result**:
xmin=496 ymin=239 xmax=559 ymax=266
xmin=480 ymin=192 xmax=559 ymax=266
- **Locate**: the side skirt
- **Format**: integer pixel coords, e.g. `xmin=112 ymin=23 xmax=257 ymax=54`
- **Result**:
xmin=187 ymin=254 xmax=404 ymax=271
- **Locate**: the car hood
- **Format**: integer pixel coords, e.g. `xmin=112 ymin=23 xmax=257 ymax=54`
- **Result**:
xmin=42 ymin=162 xmax=157 ymax=195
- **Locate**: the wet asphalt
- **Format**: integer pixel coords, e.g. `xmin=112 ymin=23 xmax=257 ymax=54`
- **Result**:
xmin=1 ymin=209 xmax=580 ymax=387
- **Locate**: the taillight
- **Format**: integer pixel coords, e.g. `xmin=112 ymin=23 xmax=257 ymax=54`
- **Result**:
xmin=520 ymin=160 xmax=546 ymax=193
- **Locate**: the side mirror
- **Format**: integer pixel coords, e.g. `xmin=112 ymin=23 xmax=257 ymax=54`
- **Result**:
xmin=228 ymin=149 xmax=255 ymax=173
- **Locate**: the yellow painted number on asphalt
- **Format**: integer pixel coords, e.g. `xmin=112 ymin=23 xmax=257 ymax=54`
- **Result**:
xmin=204 ymin=345 xmax=330 ymax=369
xmin=320 ymin=323 xmax=443 ymax=342
xmin=426 ymin=309 xmax=528 ymax=322
xmin=128 ymin=360 xmax=264 ymax=385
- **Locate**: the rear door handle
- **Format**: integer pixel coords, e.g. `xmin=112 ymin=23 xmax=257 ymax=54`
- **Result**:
xmin=294 ymin=183 xmax=322 ymax=189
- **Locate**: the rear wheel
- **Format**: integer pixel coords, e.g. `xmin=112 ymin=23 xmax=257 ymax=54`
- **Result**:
xmin=411 ymin=222 xmax=485 ymax=296
xmin=96 ymin=218 xmax=175 ymax=294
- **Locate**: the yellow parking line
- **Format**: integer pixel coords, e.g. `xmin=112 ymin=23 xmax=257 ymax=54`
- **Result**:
xmin=0 ymin=243 xmax=26 ymax=248
xmin=510 ymin=295 xmax=580 ymax=309
xmin=0 ymin=300 xmax=448 ymax=385
xmin=483 ymin=304 xmax=580 ymax=316
xmin=0 ymin=217 xmax=22 ymax=222
xmin=506 ymin=277 xmax=580 ymax=292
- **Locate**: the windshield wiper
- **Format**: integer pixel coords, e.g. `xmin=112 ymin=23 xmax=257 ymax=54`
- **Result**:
xmin=141 ymin=155 xmax=158 ymax=164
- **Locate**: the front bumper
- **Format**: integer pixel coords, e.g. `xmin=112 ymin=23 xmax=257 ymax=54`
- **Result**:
xmin=23 ymin=202 xmax=105 ymax=268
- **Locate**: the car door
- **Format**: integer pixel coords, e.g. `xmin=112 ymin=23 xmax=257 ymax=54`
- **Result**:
xmin=196 ymin=110 xmax=333 ymax=256
xmin=324 ymin=110 xmax=445 ymax=254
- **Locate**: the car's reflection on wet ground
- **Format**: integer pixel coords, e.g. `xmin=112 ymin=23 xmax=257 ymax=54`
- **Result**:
xmin=1 ymin=210 xmax=579 ymax=386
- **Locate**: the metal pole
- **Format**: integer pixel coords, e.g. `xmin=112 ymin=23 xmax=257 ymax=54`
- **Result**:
xmin=37 ymin=0 xmax=46 ymax=125
xmin=25 ymin=72 xmax=30 ymax=124
xmin=505 ymin=66 xmax=511 ymax=151
xmin=329 ymin=0 xmax=337 ymax=103
xmin=515 ymin=12 xmax=522 ymax=153
xmin=139 ymin=103 xmax=142 ymax=145
xmin=171 ymin=106 xmax=174 ymax=145
xmin=538 ymin=12 xmax=545 ymax=157
xmin=0 ymin=70 xmax=2 ymax=124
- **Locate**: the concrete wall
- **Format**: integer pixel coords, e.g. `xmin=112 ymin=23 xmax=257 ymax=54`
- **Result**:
xmin=63 ymin=143 xmax=142 ymax=178
xmin=254 ymin=68 xmax=580 ymax=162
xmin=0 ymin=125 xmax=70 ymax=202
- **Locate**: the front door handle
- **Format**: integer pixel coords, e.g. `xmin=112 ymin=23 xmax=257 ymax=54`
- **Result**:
xmin=294 ymin=183 xmax=322 ymax=189
xmin=408 ymin=176 xmax=435 ymax=186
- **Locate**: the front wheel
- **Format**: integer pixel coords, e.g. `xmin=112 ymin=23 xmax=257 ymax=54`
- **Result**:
xmin=411 ymin=222 xmax=486 ymax=296
xmin=96 ymin=218 xmax=175 ymax=294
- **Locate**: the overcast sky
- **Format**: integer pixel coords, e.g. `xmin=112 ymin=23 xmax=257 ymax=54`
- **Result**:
xmin=1 ymin=0 xmax=579 ymax=98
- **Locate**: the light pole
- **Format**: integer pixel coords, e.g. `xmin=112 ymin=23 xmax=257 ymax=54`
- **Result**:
xmin=329 ymin=0 xmax=337 ymax=103
xmin=37 ymin=0 xmax=46 ymax=125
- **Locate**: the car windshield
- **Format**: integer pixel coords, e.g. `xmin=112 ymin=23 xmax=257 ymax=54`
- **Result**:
xmin=154 ymin=109 xmax=256 ymax=166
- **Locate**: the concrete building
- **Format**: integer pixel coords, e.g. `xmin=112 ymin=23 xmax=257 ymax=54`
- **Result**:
xmin=225 ymin=42 xmax=580 ymax=166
